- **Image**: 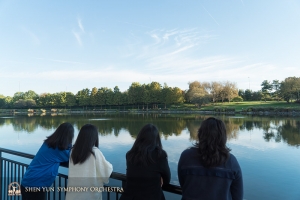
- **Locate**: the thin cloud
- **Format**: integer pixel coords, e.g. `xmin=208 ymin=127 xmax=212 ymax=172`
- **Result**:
xmin=72 ymin=30 xmax=82 ymax=46
xmin=22 ymin=27 xmax=40 ymax=45
xmin=49 ymin=59 xmax=86 ymax=65
xmin=240 ymin=0 xmax=245 ymax=6
xmin=121 ymin=28 xmax=218 ymax=73
xmin=202 ymin=6 xmax=220 ymax=26
xmin=116 ymin=20 xmax=152 ymax=29
xmin=35 ymin=57 xmax=85 ymax=65
xmin=72 ymin=17 xmax=85 ymax=46
xmin=78 ymin=18 xmax=85 ymax=33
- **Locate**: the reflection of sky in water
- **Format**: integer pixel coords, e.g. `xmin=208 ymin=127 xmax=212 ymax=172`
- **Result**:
xmin=0 ymin=116 xmax=300 ymax=200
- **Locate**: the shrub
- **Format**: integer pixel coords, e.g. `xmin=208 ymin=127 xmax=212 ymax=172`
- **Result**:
xmin=232 ymin=96 xmax=243 ymax=102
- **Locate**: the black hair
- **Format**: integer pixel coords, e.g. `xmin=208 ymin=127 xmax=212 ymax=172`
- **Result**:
xmin=195 ymin=117 xmax=231 ymax=168
xmin=71 ymin=124 xmax=99 ymax=165
xmin=127 ymin=124 xmax=164 ymax=166
xmin=44 ymin=122 xmax=74 ymax=150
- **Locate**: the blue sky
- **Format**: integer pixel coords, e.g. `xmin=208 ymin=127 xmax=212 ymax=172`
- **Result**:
xmin=1 ymin=0 xmax=299 ymax=97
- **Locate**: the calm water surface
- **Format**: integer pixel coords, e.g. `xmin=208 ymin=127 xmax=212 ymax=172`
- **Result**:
xmin=0 ymin=113 xmax=299 ymax=200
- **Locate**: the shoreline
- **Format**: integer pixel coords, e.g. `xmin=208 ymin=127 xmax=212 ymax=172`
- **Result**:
xmin=1 ymin=109 xmax=300 ymax=116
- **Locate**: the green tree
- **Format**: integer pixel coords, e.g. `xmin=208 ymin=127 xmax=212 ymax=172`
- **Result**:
xmin=90 ymin=87 xmax=98 ymax=109
xmin=37 ymin=93 xmax=51 ymax=107
xmin=76 ymin=88 xmax=90 ymax=109
xmin=24 ymin=90 xmax=38 ymax=100
xmin=26 ymin=99 xmax=37 ymax=107
xmin=161 ymin=83 xmax=172 ymax=109
xmin=66 ymin=92 xmax=76 ymax=109
xmin=113 ymin=86 xmax=122 ymax=109
xmin=120 ymin=91 xmax=129 ymax=110
xmin=96 ymin=88 xmax=106 ymax=109
xmin=261 ymin=80 xmax=273 ymax=102
xmin=148 ymin=82 xmax=162 ymax=109
xmin=244 ymin=89 xmax=252 ymax=101
xmin=128 ymin=82 xmax=144 ymax=109
xmin=4 ymin=96 xmax=13 ymax=108
xmin=141 ymin=85 xmax=150 ymax=110
xmin=0 ymin=95 xmax=5 ymax=108
xmin=238 ymin=89 xmax=245 ymax=100
xmin=106 ymin=88 xmax=114 ymax=108
xmin=279 ymin=77 xmax=300 ymax=103
xmin=14 ymin=99 xmax=27 ymax=108
xmin=12 ymin=92 xmax=25 ymax=103
xmin=171 ymin=87 xmax=185 ymax=104
xmin=272 ymin=80 xmax=280 ymax=101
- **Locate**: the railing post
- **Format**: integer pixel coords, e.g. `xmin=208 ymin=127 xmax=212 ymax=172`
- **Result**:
xmin=0 ymin=150 xmax=3 ymax=200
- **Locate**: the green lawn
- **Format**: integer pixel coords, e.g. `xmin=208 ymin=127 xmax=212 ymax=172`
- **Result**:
xmin=200 ymin=101 xmax=300 ymax=112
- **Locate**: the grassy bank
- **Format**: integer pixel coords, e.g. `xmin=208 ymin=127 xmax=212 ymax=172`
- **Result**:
xmin=200 ymin=101 xmax=300 ymax=112
xmin=0 ymin=101 xmax=299 ymax=114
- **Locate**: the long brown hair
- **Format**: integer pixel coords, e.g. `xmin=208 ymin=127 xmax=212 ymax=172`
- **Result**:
xmin=195 ymin=117 xmax=231 ymax=168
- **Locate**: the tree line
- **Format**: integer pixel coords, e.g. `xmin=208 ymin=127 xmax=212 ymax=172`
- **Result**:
xmin=0 ymin=82 xmax=185 ymax=109
xmin=238 ymin=77 xmax=300 ymax=103
xmin=0 ymin=77 xmax=299 ymax=109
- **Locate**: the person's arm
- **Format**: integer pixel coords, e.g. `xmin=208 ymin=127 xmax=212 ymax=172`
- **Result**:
xmin=160 ymin=151 xmax=171 ymax=186
xmin=56 ymin=148 xmax=71 ymax=163
xmin=96 ymin=149 xmax=113 ymax=184
xmin=177 ymin=152 xmax=184 ymax=187
xmin=230 ymin=162 xmax=243 ymax=200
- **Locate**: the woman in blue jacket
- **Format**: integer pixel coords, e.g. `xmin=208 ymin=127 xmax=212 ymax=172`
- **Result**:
xmin=21 ymin=122 xmax=74 ymax=200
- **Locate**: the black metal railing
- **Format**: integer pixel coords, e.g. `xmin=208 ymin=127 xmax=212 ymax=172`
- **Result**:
xmin=0 ymin=147 xmax=182 ymax=200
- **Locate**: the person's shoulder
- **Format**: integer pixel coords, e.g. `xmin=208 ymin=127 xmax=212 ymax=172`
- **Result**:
xmin=228 ymin=153 xmax=238 ymax=162
xmin=158 ymin=149 xmax=167 ymax=158
xmin=93 ymin=147 xmax=104 ymax=157
xmin=181 ymin=147 xmax=197 ymax=156
xmin=93 ymin=147 xmax=101 ymax=153
xmin=227 ymin=153 xmax=241 ymax=169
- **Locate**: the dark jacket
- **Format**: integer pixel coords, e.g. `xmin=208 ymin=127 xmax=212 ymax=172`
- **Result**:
xmin=178 ymin=148 xmax=243 ymax=200
xmin=120 ymin=149 xmax=171 ymax=200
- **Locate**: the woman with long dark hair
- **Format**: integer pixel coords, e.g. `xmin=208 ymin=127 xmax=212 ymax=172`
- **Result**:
xmin=120 ymin=124 xmax=171 ymax=200
xmin=21 ymin=122 xmax=74 ymax=200
xmin=66 ymin=124 xmax=113 ymax=200
xmin=178 ymin=117 xmax=243 ymax=200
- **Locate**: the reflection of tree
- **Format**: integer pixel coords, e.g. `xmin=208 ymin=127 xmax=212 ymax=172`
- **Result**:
xmin=222 ymin=118 xmax=243 ymax=140
xmin=0 ymin=118 xmax=5 ymax=127
xmin=1 ymin=114 xmax=300 ymax=147
xmin=277 ymin=120 xmax=300 ymax=147
xmin=12 ymin=117 xmax=38 ymax=133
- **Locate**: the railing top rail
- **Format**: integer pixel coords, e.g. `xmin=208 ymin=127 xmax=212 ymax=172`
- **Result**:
xmin=0 ymin=147 xmax=183 ymax=195
xmin=0 ymin=147 xmax=35 ymax=159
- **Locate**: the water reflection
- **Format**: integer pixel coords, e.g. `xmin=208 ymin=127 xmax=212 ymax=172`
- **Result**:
xmin=0 ymin=114 xmax=299 ymax=147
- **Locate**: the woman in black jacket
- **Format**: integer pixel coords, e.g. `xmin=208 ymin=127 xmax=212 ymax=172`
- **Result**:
xmin=178 ymin=117 xmax=243 ymax=200
xmin=120 ymin=124 xmax=171 ymax=200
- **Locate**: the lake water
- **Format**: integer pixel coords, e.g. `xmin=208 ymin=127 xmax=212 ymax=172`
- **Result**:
xmin=0 ymin=113 xmax=299 ymax=200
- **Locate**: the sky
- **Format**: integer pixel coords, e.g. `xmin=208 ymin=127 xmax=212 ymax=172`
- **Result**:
xmin=0 ymin=0 xmax=300 ymax=97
